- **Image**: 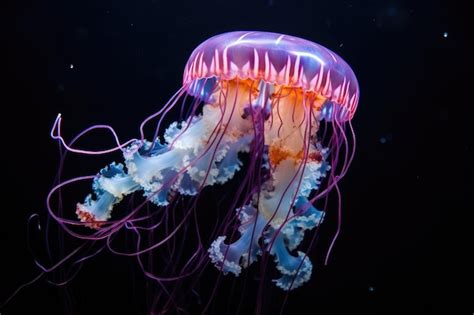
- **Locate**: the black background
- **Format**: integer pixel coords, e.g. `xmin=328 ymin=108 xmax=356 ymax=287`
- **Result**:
xmin=2 ymin=0 xmax=472 ymax=313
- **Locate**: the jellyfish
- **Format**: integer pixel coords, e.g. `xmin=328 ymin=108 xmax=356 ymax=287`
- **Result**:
xmin=45 ymin=31 xmax=359 ymax=309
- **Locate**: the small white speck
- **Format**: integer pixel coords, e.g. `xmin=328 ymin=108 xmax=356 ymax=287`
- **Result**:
xmin=443 ymin=32 xmax=448 ymax=38
xmin=339 ymin=43 xmax=344 ymax=47
xmin=369 ymin=286 xmax=375 ymax=292
xmin=69 ymin=64 xmax=74 ymax=69
xmin=379 ymin=137 xmax=386 ymax=144
xmin=131 ymin=23 xmax=134 ymax=27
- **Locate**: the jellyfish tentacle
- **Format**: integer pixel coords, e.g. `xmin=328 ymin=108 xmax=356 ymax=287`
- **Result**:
xmin=264 ymin=227 xmax=313 ymax=291
xmin=124 ymin=100 xmax=254 ymax=202
xmin=76 ymin=80 xmax=257 ymax=230
xmin=206 ymin=81 xmax=333 ymax=290
xmin=76 ymin=162 xmax=140 ymax=228
xmin=252 ymin=81 xmax=274 ymax=119
xmin=208 ymin=205 xmax=266 ymax=275
xmin=210 ymin=151 xmax=326 ymax=289
xmin=281 ymin=196 xmax=325 ymax=251
xmin=257 ymin=158 xmax=327 ymax=290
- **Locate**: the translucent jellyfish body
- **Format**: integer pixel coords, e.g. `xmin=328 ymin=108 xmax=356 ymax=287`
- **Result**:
xmin=49 ymin=31 xmax=359 ymax=298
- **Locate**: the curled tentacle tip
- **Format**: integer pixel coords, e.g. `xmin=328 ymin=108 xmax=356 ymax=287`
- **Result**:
xmin=50 ymin=113 xmax=63 ymax=139
xmin=75 ymin=204 xmax=104 ymax=229
xmin=273 ymin=252 xmax=313 ymax=290
xmin=208 ymin=236 xmax=242 ymax=276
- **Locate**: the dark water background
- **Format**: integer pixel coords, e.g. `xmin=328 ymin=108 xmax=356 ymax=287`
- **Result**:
xmin=3 ymin=0 xmax=472 ymax=313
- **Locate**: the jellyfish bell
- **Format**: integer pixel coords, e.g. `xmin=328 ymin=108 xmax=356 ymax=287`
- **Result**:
xmin=42 ymin=31 xmax=359 ymax=311
xmin=184 ymin=31 xmax=359 ymax=120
